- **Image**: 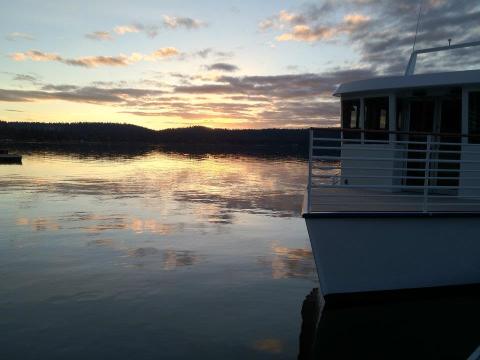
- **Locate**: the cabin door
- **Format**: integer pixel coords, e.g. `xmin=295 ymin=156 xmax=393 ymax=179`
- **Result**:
xmin=405 ymin=99 xmax=435 ymax=187
xmin=405 ymin=95 xmax=462 ymax=192
xmin=434 ymin=96 xmax=462 ymax=192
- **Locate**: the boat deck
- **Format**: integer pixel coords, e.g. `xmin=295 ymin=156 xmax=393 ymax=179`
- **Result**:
xmin=309 ymin=187 xmax=480 ymax=213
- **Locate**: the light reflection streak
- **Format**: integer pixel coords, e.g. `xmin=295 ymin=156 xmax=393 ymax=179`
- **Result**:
xmin=15 ymin=217 xmax=61 ymax=231
xmin=253 ymin=338 xmax=284 ymax=354
xmin=2 ymin=151 xmax=306 ymax=219
xmin=258 ymin=242 xmax=315 ymax=280
xmin=124 ymin=247 xmax=204 ymax=270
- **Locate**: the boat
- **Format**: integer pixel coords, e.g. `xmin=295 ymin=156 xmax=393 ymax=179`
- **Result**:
xmin=0 ymin=149 xmax=22 ymax=164
xmin=303 ymin=40 xmax=480 ymax=303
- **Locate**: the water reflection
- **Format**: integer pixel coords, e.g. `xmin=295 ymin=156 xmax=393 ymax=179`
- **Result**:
xmin=258 ymin=242 xmax=316 ymax=280
xmin=174 ymin=190 xmax=303 ymax=217
xmin=17 ymin=213 xmax=179 ymax=236
xmin=16 ymin=217 xmax=61 ymax=231
xmin=1 ymin=149 xmax=306 ymax=219
xmin=87 ymin=238 xmax=114 ymax=247
xmin=252 ymin=338 xmax=284 ymax=354
xmin=8 ymin=142 xmax=307 ymax=160
xmin=162 ymin=250 xmax=203 ymax=270
xmin=0 ymin=147 xmax=312 ymax=360
xmin=129 ymin=219 xmax=175 ymax=235
xmin=298 ymin=288 xmax=480 ymax=359
xmin=121 ymin=248 xmax=204 ymax=272
xmin=126 ymin=247 xmax=160 ymax=257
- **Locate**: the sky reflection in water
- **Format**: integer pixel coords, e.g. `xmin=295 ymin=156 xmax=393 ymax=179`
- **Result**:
xmin=0 ymin=149 xmax=315 ymax=360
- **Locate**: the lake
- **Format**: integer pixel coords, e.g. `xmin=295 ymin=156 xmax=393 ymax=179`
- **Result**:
xmin=0 ymin=146 xmax=316 ymax=360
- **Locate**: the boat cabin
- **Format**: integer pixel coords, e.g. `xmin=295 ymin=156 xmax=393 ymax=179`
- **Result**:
xmin=306 ymin=41 xmax=480 ymax=213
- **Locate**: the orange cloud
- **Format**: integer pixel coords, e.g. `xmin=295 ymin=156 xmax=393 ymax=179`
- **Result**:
xmin=275 ymin=12 xmax=370 ymax=42
xmin=113 ymin=24 xmax=159 ymax=38
xmin=278 ymin=10 xmax=298 ymax=23
xmin=114 ymin=25 xmax=140 ymax=35
xmin=343 ymin=13 xmax=370 ymax=26
xmin=151 ymin=47 xmax=180 ymax=58
xmin=276 ymin=25 xmax=335 ymax=42
xmin=10 ymin=48 xmax=180 ymax=68
xmin=341 ymin=13 xmax=371 ymax=33
xmin=64 ymin=56 xmax=130 ymax=67
xmin=11 ymin=50 xmax=61 ymax=62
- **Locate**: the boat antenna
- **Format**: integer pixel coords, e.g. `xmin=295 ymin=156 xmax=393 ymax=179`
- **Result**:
xmin=412 ymin=0 xmax=424 ymax=53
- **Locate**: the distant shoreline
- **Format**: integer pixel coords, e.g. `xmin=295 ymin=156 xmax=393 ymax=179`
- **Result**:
xmin=0 ymin=121 xmax=340 ymax=157
xmin=4 ymin=140 xmax=311 ymax=159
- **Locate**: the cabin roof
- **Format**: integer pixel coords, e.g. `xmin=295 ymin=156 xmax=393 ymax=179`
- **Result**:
xmin=334 ymin=69 xmax=480 ymax=96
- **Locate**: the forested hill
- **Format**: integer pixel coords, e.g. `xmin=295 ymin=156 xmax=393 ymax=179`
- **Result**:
xmin=0 ymin=121 xmax=339 ymax=147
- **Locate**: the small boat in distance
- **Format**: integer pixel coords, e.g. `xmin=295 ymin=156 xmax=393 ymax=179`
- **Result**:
xmin=303 ymin=40 xmax=480 ymax=304
xmin=0 ymin=149 xmax=22 ymax=164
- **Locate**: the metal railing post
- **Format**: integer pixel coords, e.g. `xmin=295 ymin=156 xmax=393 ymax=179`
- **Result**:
xmin=308 ymin=128 xmax=313 ymax=213
xmin=423 ymin=135 xmax=432 ymax=212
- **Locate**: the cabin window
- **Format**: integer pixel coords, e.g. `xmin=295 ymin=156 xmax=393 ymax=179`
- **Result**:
xmin=469 ymin=91 xmax=480 ymax=143
xmin=379 ymin=109 xmax=387 ymax=129
xmin=364 ymin=97 xmax=389 ymax=140
xmin=341 ymin=99 xmax=360 ymax=129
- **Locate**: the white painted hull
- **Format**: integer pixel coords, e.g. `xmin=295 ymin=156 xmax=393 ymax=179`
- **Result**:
xmin=305 ymin=215 xmax=480 ymax=296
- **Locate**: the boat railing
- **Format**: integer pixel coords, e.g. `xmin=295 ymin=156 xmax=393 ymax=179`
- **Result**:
xmin=306 ymin=128 xmax=480 ymax=213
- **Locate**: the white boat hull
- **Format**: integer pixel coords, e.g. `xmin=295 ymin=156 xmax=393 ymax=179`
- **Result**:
xmin=305 ymin=214 xmax=480 ymax=297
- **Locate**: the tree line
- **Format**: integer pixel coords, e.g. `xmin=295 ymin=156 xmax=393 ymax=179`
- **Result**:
xmin=0 ymin=121 xmax=339 ymax=148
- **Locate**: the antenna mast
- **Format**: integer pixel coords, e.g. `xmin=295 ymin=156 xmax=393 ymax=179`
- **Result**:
xmin=412 ymin=0 xmax=424 ymax=53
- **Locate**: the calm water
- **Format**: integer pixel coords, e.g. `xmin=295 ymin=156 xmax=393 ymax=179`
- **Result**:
xmin=0 ymin=148 xmax=316 ymax=360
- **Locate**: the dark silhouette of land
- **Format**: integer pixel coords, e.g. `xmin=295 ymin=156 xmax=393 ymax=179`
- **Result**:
xmin=0 ymin=121 xmax=340 ymax=157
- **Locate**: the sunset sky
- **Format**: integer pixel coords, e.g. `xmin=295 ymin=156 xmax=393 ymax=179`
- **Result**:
xmin=1 ymin=0 xmax=479 ymax=129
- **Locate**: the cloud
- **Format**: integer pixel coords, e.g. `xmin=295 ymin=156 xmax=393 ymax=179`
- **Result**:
xmin=62 ymin=56 xmax=130 ymax=67
xmin=0 ymin=85 xmax=164 ymax=104
xmin=278 ymin=10 xmax=306 ymax=25
xmin=174 ymin=48 xmax=234 ymax=62
xmin=10 ymin=48 xmax=180 ymax=68
xmin=6 ymin=32 xmax=35 ymax=41
xmin=0 ymin=66 xmax=373 ymax=127
xmin=10 ymin=50 xmax=61 ymax=62
xmin=342 ymin=0 xmax=480 ymax=74
xmin=194 ymin=48 xmax=233 ymax=59
xmin=175 ymin=69 xmax=374 ymax=98
xmin=10 ymin=50 xmax=128 ymax=67
xmin=263 ymin=1 xmax=480 ymax=74
xmin=273 ymin=10 xmax=370 ymax=42
xmin=114 ymin=25 xmax=141 ymax=35
xmin=85 ymin=31 xmax=112 ymax=41
xmin=195 ymin=48 xmax=214 ymax=58
xmin=162 ymin=15 xmax=206 ymax=29
xmin=277 ymin=25 xmax=335 ymax=42
xmin=13 ymin=74 xmax=39 ymax=83
xmin=112 ymin=24 xmax=159 ymax=38
xmin=267 ymin=0 xmax=480 ymax=75
xmin=5 ymin=0 xmax=479 ymax=128
xmin=258 ymin=10 xmax=308 ymax=32
xmin=136 ymin=24 xmax=160 ymax=38
xmin=206 ymin=63 xmax=239 ymax=72
xmin=151 ymin=47 xmax=180 ymax=58
xmin=343 ymin=13 xmax=370 ymax=26
xmin=111 ymin=16 xmax=205 ymax=39
xmin=259 ymin=19 xmax=275 ymax=31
